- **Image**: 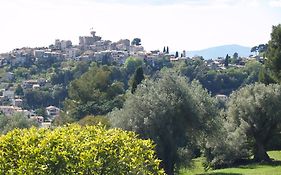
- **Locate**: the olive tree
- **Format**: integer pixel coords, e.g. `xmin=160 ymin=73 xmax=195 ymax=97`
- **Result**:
xmin=0 ymin=113 xmax=38 ymax=135
xmin=208 ymin=83 xmax=281 ymax=165
xmin=226 ymin=83 xmax=281 ymax=162
xmin=204 ymin=111 xmax=250 ymax=169
xmin=110 ymin=70 xmax=218 ymax=175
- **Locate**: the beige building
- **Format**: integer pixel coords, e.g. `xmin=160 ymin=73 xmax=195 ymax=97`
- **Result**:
xmin=130 ymin=45 xmax=144 ymax=53
xmin=79 ymin=31 xmax=102 ymax=49
xmin=66 ymin=48 xmax=80 ymax=59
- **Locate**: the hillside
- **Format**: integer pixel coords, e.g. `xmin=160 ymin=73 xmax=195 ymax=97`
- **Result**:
xmin=186 ymin=44 xmax=252 ymax=59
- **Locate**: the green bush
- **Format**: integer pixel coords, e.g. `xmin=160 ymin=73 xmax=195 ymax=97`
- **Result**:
xmin=0 ymin=124 xmax=165 ymax=174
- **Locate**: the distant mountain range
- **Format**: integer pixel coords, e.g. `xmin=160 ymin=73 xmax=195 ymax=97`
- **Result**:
xmin=186 ymin=44 xmax=252 ymax=59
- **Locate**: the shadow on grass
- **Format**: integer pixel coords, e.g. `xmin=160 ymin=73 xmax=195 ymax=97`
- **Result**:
xmin=238 ymin=160 xmax=281 ymax=169
xmin=260 ymin=160 xmax=281 ymax=166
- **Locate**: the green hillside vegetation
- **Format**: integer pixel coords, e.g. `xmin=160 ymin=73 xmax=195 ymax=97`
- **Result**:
xmin=0 ymin=24 xmax=281 ymax=175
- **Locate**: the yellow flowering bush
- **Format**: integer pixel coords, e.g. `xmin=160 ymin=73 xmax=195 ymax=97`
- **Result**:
xmin=0 ymin=124 xmax=165 ymax=175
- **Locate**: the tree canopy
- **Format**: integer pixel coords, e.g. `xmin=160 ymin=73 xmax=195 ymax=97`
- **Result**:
xmin=226 ymin=83 xmax=281 ymax=162
xmin=65 ymin=64 xmax=125 ymax=120
xmin=124 ymin=57 xmax=143 ymax=76
xmin=131 ymin=38 xmax=141 ymax=46
xmin=205 ymin=83 xmax=281 ymax=168
xmin=110 ymin=70 xmax=218 ymax=175
xmin=0 ymin=113 xmax=38 ymax=134
xmin=266 ymin=24 xmax=281 ymax=82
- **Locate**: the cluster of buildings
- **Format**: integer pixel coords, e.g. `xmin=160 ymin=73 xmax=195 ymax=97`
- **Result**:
xmin=0 ymin=30 xmax=150 ymax=67
xmin=0 ymin=30 xmax=191 ymax=71
xmin=0 ymin=103 xmax=59 ymax=129
xmin=0 ymin=79 xmax=59 ymax=128
xmin=204 ymin=54 xmax=264 ymax=71
xmin=0 ymin=30 xmax=172 ymax=128
xmin=0 ymin=30 xmax=262 ymax=128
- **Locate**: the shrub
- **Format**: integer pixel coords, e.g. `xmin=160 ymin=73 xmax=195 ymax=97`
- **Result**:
xmin=0 ymin=124 xmax=165 ymax=174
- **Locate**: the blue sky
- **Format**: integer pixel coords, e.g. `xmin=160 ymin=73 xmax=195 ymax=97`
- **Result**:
xmin=0 ymin=0 xmax=280 ymax=53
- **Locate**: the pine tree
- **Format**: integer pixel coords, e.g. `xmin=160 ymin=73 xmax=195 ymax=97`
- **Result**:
xmin=166 ymin=46 xmax=169 ymax=54
xmin=163 ymin=46 xmax=166 ymax=53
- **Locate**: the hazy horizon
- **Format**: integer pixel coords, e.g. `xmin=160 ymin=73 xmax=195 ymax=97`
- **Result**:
xmin=0 ymin=0 xmax=281 ymax=53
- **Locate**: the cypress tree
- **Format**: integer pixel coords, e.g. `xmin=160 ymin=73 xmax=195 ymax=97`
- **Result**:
xmin=175 ymin=51 xmax=179 ymax=58
xmin=131 ymin=67 xmax=145 ymax=94
xmin=224 ymin=54 xmax=229 ymax=67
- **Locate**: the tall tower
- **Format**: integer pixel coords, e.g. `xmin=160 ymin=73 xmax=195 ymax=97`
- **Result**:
xmin=183 ymin=50 xmax=186 ymax=57
xmin=90 ymin=30 xmax=96 ymax=37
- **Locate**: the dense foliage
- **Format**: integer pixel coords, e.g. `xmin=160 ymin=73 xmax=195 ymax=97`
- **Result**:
xmin=131 ymin=66 xmax=145 ymax=93
xmin=110 ymin=70 xmax=218 ymax=175
xmin=266 ymin=24 xmax=281 ymax=82
xmin=0 ymin=124 xmax=165 ymax=174
xmin=2 ymin=23 xmax=281 ymax=174
xmin=174 ymin=59 xmax=262 ymax=95
xmin=77 ymin=115 xmax=110 ymax=128
xmin=205 ymin=83 xmax=281 ymax=168
xmin=124 ymin=57 xmax=143 ymax=76
xmin=0 ymin=113 xmax=38 ymax=134
xmin=65 ymin=64 xmax=126 ymax=120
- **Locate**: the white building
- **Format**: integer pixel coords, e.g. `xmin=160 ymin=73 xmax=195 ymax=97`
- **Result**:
xmin=46 ymin=106 xmax=60 ymax=121
xmin=215 ymin=94 xmax=228 ymax=101
xmin=12 ymin=99 xmax=23 ymax=107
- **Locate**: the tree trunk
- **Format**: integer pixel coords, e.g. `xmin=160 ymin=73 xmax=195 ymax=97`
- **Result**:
xmin=253 ymin=141 xmax=271 ymax=162
xmin=160 ymin=147 xmax=175 ymax=175
xmin=162 ymin=159 xmax=174 ymax=175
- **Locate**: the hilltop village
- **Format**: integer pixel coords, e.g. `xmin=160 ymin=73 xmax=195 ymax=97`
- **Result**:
xmin=0 ymin=30 xmax=263 ymax=127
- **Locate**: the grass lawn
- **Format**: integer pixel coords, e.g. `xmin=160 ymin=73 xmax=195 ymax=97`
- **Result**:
xmin=180 ymin=150 xmax=281 ymax=175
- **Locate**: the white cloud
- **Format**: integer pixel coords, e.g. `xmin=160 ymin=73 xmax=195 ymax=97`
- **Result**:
xmin=91 ymin=0 xmax=263 ymax=7
xmin=86 ymin=0 xmax=245 ymax=7
xmin=269 ymin=0 xmax=281 ymax=7
xmin=0 ymin=0 xmax=278 ymax=53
